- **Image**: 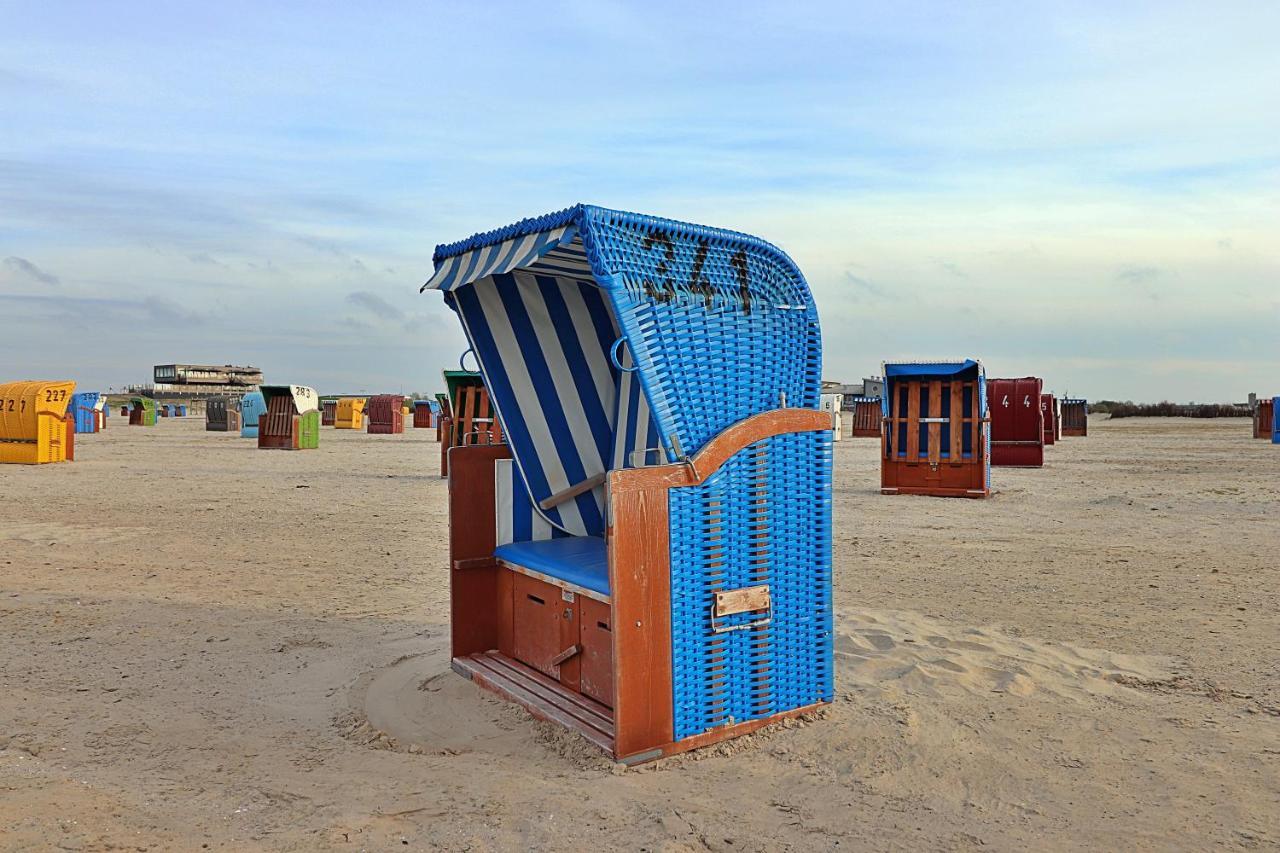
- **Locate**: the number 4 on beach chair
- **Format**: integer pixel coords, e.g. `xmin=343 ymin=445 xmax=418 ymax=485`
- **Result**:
xmin=421 ymin=205 xmax=834 ymax=764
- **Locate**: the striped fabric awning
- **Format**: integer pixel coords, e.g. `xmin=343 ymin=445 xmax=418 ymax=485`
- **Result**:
xmin=259 ymin=385 xmax=319 ymax=415
xmin=422 ymin=205 xmax=820 ymax=539
xmin=880 ymin=361 xmax=987 ymax=419
xmin=442 ymin=235 xmax=664 ymax=537
xmin=420 ymin=223 xmax=577 ymax=293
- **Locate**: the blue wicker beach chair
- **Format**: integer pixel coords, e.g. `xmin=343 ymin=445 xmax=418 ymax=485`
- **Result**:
xmin=68 ymin=391 xmax=103 ymax=434
xmin=239 ymin=391 xmax=266 ymax=439
xmin=422 ymin=205 xmax=833 ymax=764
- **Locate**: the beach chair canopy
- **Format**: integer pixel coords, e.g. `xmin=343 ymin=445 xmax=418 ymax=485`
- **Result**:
xmin=881 ymin=360 xmax=988 ymax=427
xmin=443 ymin=370 xmax=485 ymax=403
xmin=259 ymin=385 xmax=319 ymax=415
xmin=68 ymin=391 xmax=103 ymax=432
xmin=884 ymin=360 xmax=982 ymax=380
xmin=240 ymin=390 xmax=266 ymax=418
xmin=69 ymin=391 xmax=102 ymax=409
xmin=0 ymin=380 xmax=75 ymax=436
xmin=422 ymin=204 xmax=821 ymax=537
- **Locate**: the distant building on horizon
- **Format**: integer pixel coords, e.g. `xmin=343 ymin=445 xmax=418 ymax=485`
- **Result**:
xmin=126 ymin=363 xmax=264 ymax=399
xmin=823 ymin=376 xmax=885 ymax=407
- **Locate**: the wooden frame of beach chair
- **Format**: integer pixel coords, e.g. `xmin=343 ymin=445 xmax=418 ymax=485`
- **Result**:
xmin=128 ymin=397 xmax=156 ymax=427
xmin=439 ymin=370 xmax=502 ymax=477
xmin=849 ymin=395 xmax=881 ymax=438
xmin=256 ymin=385 xmax=319 ymax=450
xmin=334 ymin=397 xmax=365 ymax=430
xmin=1060 ymin=398 xmax=1088 ymax=437
xmin=434 ymin=393 xmax=451 ymax=442
xmin=423 ymin=205 xmax=833 ymax=764
xmin=205 ymin=396 xmax=231 ymax=431
xmin=68 ymin=392 xmax=102 ymax=434
xmin=366 ymin=394 xmax=406 ymax=434
xmin=988 ymin=377 xmax=1044 ymax=467
xmin=881 ymin=361 xmax=990 ymax=498
xmin=412 ymin=400 xmax=434 ymax=429
xmin=1253 ymin=398 xmax=1273 ymax=440
xmin=1041 ymin=394 xmax=1058 ymax=446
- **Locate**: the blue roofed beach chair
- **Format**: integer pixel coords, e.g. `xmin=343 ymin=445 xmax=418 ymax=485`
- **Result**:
xmin=421 ymin=205 xmax=833 ymax=764
xmin=880 ymin=360 xmax=990 ymax=498
xmin=68 ymin=391 xmax=103 ymax=434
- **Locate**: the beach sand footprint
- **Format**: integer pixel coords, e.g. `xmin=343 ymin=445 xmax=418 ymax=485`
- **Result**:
xmin=0 ymin=521 xmax=148 ymax=547
xmin=836 ymin=608 xmax=1180 ymax=702
xmin=344 ymin=611 xmax=1185 ymax=764
xmin=343 ymin=653 xmax=610 ymax=768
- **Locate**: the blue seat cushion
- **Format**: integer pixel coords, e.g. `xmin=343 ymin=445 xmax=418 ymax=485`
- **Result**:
xmin=494 ymin=536 xmax=609 ymax=597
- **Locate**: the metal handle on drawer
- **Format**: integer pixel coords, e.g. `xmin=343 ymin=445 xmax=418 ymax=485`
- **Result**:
xmin=710 ymin=602 xmax=772 ymax=634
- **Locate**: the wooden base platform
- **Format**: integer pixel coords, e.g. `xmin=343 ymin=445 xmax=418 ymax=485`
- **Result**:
xmin=453 ymin=651 xmax=614 ymax=754
xmin=881 ymin=487 xmax=988 ymax=499
xmin=454 ymin=651 xmax=830 ymax=765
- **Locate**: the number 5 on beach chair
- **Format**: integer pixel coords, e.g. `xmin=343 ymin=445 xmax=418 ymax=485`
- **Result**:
xmin=421 ymin=205 xmax=834 ymax=764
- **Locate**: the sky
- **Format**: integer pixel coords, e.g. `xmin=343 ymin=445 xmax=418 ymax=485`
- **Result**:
xmin=1 ymin=1 xmax=1277 ymax=401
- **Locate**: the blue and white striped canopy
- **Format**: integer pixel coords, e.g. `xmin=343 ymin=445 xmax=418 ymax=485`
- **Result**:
xmin=423 ymin=205 xmax=821 ymax=537
xmin=422 ymin=222 xmax=577 ymax=293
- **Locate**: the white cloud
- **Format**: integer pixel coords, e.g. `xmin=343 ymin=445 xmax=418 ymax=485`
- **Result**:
xmin=1 ymin=2 xmax=1277 ymax=400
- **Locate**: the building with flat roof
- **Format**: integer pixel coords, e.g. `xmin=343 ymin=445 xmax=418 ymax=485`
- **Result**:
xmin=823 ymin=376 xmax=885 ymax=406
xmin=126 ymin=364 xmax=264 ymax=401
xmin=153 ymin=364 xmax=263 ymax=386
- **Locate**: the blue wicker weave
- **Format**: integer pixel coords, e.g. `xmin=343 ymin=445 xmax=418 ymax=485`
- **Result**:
xmin=429 ymin=205 xmax=822 ymax=463
xmin=578 ymin=208 xmax=821 ymax=461
xmin=424 ymin=205 xmax=831 ymax=737
xmin=668 ymin=431 xmax=833 ymax=739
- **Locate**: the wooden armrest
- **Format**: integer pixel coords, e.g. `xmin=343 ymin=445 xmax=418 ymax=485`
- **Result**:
xmin=609 ymin=408 xmax=830 ymax=494
xmin=453 ymin=557 xmax=497 ymax=571
xmin=539 ymin=473 xmax=607 ymax=510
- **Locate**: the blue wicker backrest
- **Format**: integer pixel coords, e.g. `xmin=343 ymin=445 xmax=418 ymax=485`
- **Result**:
xmin=424 ymin=205 xmax=822 ymax=534
xmin=578 ymin=207 xmax=822 ymax=460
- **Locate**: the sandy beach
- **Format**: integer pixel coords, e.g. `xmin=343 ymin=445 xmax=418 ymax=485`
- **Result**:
xmin=1 ymin=416 xmax=1277 ymax=851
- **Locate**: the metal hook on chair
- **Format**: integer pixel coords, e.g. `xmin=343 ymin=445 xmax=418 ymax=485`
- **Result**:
xmin=609 ymin=337 xmax=639 ymax=373
xmin=460 ymin=348 xmax=479 ymax=372
xmin=665 ymin=433 xmax=700 ymax=483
